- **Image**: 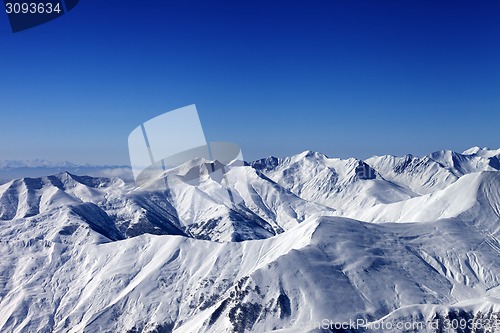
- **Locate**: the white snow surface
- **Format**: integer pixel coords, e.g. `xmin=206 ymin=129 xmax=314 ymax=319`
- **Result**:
xmin=0 ymin=147 xmax=499 ymax=332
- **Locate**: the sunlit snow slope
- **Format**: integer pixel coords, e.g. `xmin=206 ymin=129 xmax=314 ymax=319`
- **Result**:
xmin=0 ymin=147 xmax=499 ymax=333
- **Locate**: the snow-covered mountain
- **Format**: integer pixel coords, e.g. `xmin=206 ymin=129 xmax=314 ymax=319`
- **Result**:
xmin=0 ymin=160 xmax=133 ymax=184
xmin=365 ymin=147 xmax=500 ymax=195
xmin=0 ymin=159 xmax=80 ymax=169
xmin=251 ymin=151 xmax=417 ymax=211
xmin=0 ymin=147 xmax=499 ymax=332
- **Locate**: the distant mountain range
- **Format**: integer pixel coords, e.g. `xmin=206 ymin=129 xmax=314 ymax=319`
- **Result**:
xmin=0 ymin=159 xmax=81 ymax=169
xmin=0 ymin=147 xmax=499 ymax=332
xmin=0 ymin=159 xmax=133 ymax=184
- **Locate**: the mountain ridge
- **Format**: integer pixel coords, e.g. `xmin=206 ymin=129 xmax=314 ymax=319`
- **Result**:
xmin=0 ymin=147 xmax=499 ymax=332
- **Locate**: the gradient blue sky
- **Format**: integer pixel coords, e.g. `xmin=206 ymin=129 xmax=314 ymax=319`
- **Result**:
xmin=1 ymin=0 xmax=499 ymax=164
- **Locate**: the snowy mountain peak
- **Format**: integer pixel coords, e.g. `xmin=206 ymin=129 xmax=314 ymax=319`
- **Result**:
xmin=0 ymin=148 xmax=499 ymax=333
xmin=365 ymin=147 xmax=500 ymax=195
xmin=294 ymin=149 xmax=327 ymax=160
xmin=338 ymin=170 xmax=500 ymax=227
xmin=463 ymin=146 xmax=500 ymax=158
xmin=463 ymin=146 xmax=483 ymax=155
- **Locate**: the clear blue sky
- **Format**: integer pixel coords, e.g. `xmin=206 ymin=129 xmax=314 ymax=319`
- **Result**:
xmin=1 ymin=0 xmax=499 ymax=164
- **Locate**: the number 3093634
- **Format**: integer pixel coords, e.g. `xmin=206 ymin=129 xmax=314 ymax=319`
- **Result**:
xmin=5 ymin=2 xmax=62 ymax=14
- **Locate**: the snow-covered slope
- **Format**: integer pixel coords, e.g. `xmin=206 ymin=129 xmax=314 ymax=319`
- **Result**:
xmin=463 ymin=146 xmax=500 ymax=158
xmin=365 ymin=148 xmax=500 ymax=194
xmin=0 ymin=164 xmax=331 ymax=242
xmin=252 ymin=151 xmax=417 ymax=210
xmin=0 ymin=147 xmax=499 ymax=333
xmin=0 ymin=214 xmax=498 ymax=332
xmin=336 ymin=171 xmax=500 ymax=227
